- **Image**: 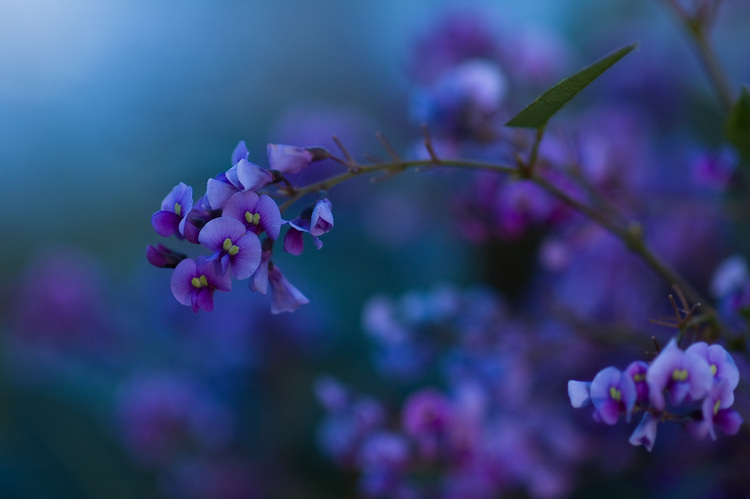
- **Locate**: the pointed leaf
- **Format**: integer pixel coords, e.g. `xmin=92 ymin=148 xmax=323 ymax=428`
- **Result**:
xmin=506 ymin=43 xmax=638 ymax=129
xmin=726 ymin=86 xmax=750 ymax=162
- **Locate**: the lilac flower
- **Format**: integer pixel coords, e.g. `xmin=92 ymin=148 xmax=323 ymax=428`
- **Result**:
xmin=267 ymin=144 xmax=314 ymax=175
xmin=687 ymin=378 xmax=743 ymax=440
xmin=310 ymin=197 xmax=334 ymax=237
xmin=222 ymin=190 xmax=282 ymax=240
xmin=283 ymin=196 xmax=332 ymax=254
xmin=146 ymin=244 xmax=187 ymax=269
xmin=647 ymin=339 xmax=713 ymax=411
xmin=628 ymin=412 xmax=659 ymax=452
xmin=624 ymin=360 xmax=650 ymax=407
xmin=181 ymin=196 xmax=221 ymax=244
xmin=151 ymin=182 xmax=193 ymax=238
xmin=268 ymin=263 xmax=309 ymax=314
xmin=171 ymin=257 xmax=232 ymax=313
xmin=198 ymin=217 xmax=262 ymax=279
xmin=589 ymin=366 xmax=636 ymax=424
xmin=402 ymin=389 xmax=452 ymax=460
xmin=205 ymin=141 xmax=275 ymax=210
xmin=685 ymin=342 xmax=740 ymax=391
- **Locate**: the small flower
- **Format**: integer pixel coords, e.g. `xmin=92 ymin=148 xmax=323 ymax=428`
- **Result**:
xmin=267 ymin=144 xmax=315 ymax=175
xmin=198 ymin=217 xmax=262 ymax=279
xmin=687 ymin=378 xmax=743 ymax=441
xmin=310 ymin=197 xmax=334 ymax=237
xmin=629 ymin=412 xmax=659 ymax=452
xmin=171 ymin=257 xmax=232 ymax=313
xmin=589 ymin=366 xmax=637 ymax=424
xmin=151 ymin=182 xmax=193 ymax=238
xmin=685 ymin=342 xmax=740 ymax=392
xmin=205 ymin=142 xmax=275 ymax=210
xmin=624 ymin=360 xmax=650 ymax=407
xmin=146 ymin=244 xmax=187 ymax=269
xmin=647 ymin=339 xmax=713 ymax=411
xmin=222 ymin=190 xmax=282 ymax=240
xmin=268 ymin=263 xmax=309 ymax=314
xmin=283 ymin=196 xmax=332 ymax=255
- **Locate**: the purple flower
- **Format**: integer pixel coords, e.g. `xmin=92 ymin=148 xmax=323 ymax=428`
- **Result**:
xmin=198 ymin=217 xmax=262 ymax=279
xmin=282 ymin=197 xmax=332 ymax=254
xmin=171 ymin=257 xmax=232 ymax=313
xmin=222 ymin=190 xmax=282 ymax=240
xmin=685 ymin=342 xmax=740 ymax=392
xmin=151 ymin=182 xmax=193 ymax=238
xmin=205 ymin=141 xmax=275 ymax=210
xmin=589 ymin=366 xmax=636 ymax=424
xmin=687 ymin=378 xmax=743 ymax=440
xmin=267 ymin=144 xmax=314 ymax=175
xmin=268 ymin=264 xmax=309 ymax=314
xmin=146 ymin=244 xmax=187 ymax=269
xmin=402 ymin=389 xmax=452 ymax=460
xmin=624 ymin=360 xmax=650 ymax=407
xmin=647 ymin=339 xmax=713 ymax=411
xmin=628 ymin=412 xmax=659 ymax=452
xmin=310 ymin=198 xmax=334 ymax=237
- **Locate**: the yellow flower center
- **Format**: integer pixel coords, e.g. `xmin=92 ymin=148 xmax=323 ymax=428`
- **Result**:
xmin=245 ymin=211 xmax=261 ymax=225
xmin=609 ymin=386 xmax=621 ymax=402
xmin=710 ymin=364 xmax=717 ymax=376
xmin=672 ymin=369 xmax=689 ymax=382
xmin=714 ymin=399 xmax=721 ymax=416
xmin=223 ymin=237 xmax=240 ymax=256
xmin=175 ymin=202 xmax=182 ymax=216
xmin=191 ymin=274 xmax=209 ymax=288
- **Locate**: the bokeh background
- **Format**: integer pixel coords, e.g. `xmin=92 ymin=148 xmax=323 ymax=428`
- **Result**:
xmin=2 ymin=0 xmax=750 ymax=497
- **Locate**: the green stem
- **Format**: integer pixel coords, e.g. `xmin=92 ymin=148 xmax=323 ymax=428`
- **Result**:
xmin=661 ymin=0 xmax=734 ymax=111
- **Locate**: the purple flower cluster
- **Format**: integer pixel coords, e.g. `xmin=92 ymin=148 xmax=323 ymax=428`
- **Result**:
xmin=568 ymin=339 xmax=743 ymax=451
xmin=319 ymin=286 xmax=591 ymax=499
xmin=148 ymin=141 xmax=334 ymax=313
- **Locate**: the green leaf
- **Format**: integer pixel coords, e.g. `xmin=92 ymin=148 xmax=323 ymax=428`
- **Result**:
xmin=726 ymin=86 xmax=750 ymax=162
xmin=505 ymin=43 xmax=638 ymax=129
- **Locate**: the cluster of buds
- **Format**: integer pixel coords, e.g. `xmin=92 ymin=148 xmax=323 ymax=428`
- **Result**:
xmin=147 ymin=141 xmax=334 ymax=313
xmin=568 ymin=339 xmax=742 ymax=451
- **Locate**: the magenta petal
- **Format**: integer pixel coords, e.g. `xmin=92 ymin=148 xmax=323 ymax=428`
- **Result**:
xmin=716 ymin=409 xmax=743 ymax=436
xmin=193 ymin=287 xmax=214 ymax=313
xmin=152 ymin=211 xmax=182 ymax=238
xmin=284 ymin=228 xmax=305 ymax=255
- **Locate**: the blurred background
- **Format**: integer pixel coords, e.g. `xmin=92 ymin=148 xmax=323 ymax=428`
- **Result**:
xmin=2 ymin=0 xmax=750 ymax=497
